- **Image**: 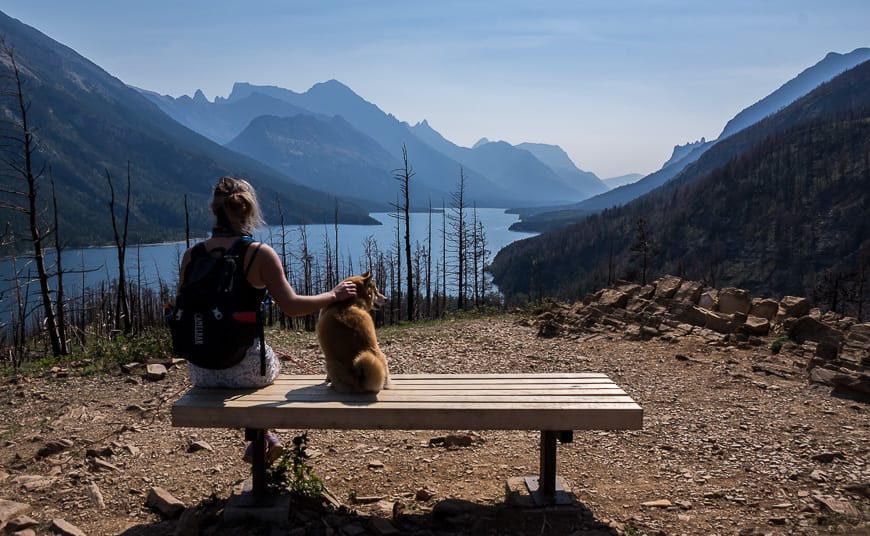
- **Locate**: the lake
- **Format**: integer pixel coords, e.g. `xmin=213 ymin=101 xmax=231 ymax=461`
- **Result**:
xmin=0 ymin=208 xmax=536 ymax=307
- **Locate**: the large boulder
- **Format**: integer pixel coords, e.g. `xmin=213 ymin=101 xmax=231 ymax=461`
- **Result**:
xmin=750 ymin=298 xmax=779 ymax=320
xmin=718 ymin=287 xmax=752 ymax=315
xmin=788 ymin=316 xmax=844 ymax=348
xmin=778 ymin=296 xmax=811 ymax=320
xmin=809 ymin=367 xmax=870 ymax=402
xmin=841 ymin=323 xmax=870 ymax=367
xmin=673 ymin=281 xmax=704 ymax=304
xmin=742 ymin=315 xmax=771 ymax=336
xmin=613 ymin=282 xmax=642 ymax=297
xmin=698 ymin=289 xmax=719 ymax=310
xmin=845 ymin=323 xmax=870 ymax=344
xmin=598 ymin=289 xmax=629 ymax=309
xmin=701 ymin=309 xmax=745 ymax=334
xmin=674 ymin=305 xmax=710 ymax=327
xmin=653 ymin=275 xmax=683 ymax=301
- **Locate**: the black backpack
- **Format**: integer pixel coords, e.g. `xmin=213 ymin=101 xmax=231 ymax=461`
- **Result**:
xmin=169 ymin=238 xmax=267 ymax=374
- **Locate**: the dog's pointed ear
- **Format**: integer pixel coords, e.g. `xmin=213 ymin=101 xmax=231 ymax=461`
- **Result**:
xmin=362 ymin=270 xmax=372 ymax=281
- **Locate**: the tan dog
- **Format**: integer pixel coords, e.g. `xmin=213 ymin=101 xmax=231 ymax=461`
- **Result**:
xmin=316 ymin=271 xmax=391 ymax=393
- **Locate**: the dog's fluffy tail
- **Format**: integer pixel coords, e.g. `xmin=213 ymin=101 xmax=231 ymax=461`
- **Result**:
xmin=353 ymin=351 xmax=387 ymax=393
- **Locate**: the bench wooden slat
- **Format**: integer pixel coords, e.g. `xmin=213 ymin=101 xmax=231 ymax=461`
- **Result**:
xmin=176 ymin=389 xmax=629 ymax=401
xmin=172 ymin=373 xmax=643 ymax=431
xmin=273 ymin=373 xmax=612 ymax=380
xmin=176 ymin=394 xmax=636 ymax=404
xmin=270 ymin=376 xmax=616 ymax=386
xmin=174 ymin=405 xmax=642 ymax=431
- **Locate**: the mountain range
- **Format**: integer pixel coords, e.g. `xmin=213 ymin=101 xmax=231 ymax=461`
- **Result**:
xmin=142 ymin=81 xmax=610 ymax=209
xmin=490 ymin=58 xmax=870 ymax=305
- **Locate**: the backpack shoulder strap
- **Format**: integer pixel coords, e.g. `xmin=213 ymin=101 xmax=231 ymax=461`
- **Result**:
xmin=243 ymin=242 xmax=264 ymax=278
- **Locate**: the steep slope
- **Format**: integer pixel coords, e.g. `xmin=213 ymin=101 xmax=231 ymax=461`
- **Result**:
xmin=0 ymin=11 xmax=374 ymax=248
xmin=515 ymin=49 xmax=870 ymax=232
xmin=226 ymin=114 xmax=449 ymax=209
xmin=719 ymin=47 xmax=870 ymax=139
xmin=491 ymin=60 xmax=870 ymax=303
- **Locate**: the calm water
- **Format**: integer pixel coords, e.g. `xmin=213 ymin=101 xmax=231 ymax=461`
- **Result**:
xmin=1 ymin=208 xmax=535 ymax=306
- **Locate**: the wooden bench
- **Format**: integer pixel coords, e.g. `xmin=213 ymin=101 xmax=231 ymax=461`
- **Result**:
xmin=172 ymin=373 xmax=643 ymax=505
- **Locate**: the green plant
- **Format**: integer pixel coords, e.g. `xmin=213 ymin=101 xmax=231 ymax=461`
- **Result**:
xmin=77 ymin=330 xmax=173 ymax=373
xmin=625 ymin=525 xmax=645 ymax=536
xmin=266 ymin=432 xmax=324 ymax=497
xmin=770 ymin=334 xmax=792 ymax=354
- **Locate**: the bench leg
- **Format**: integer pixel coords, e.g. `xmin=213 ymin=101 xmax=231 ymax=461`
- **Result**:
xmin=245 ymin=428 xmax=267 ymax=498
xmin=524 ymin=430 xmax=573 ymax=506
xmin=539 ymin=430 xmax=557 ymax=498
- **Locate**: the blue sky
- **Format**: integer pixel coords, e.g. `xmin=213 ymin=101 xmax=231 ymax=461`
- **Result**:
xmin=4 ymin=1 xmax=869 ymax=177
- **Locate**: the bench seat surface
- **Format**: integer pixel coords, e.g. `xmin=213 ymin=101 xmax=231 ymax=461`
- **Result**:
xmin=172 ymin=373 xmax=643 ymax=431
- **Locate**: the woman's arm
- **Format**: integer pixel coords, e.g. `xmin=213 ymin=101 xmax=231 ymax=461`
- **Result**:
xmin=249 ymin=243 xmax=356 ymax=316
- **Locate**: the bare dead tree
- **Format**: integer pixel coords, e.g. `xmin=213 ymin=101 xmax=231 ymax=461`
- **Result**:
xmin=448 ymin=168 xmax=468 ymax=310
xmin=8 ymin=254 xmax=30 ymax=369
xmin=184 ymin=194 xmax=191 ymax=248
xmin=322 ymin=227 xmax=335 ymax=289
xmin=426 ymin=200 xmax=432 ymax=318
xmin=413 ymin=240 xmax=425 ymax=319
xmin=474 ymin=214 xmax=490 ymax=307
xmin=391 ymin=145 xmax=415 ymax=321
xmin=390 ymin=193 xmax=402 ymax=323
xmin=105 ymin=163 xmax=132 ymax=334
xmin=298 ymin=223 xmax=314 ymax=331
xmin=441 ymin=201 xmax=447 ymax=316
xmin=333 ymin=198 xmax=340 ymax=282
xmin=49 ymin=170 xmax=68 ymax=354
xmin=362 ymin=235 xmax=377 ymax=274
xmin=470 ymin=205 xmax=480 ymax=306
xmin=275 ymin=199 xmax=291 ymax=328
xmin=0 ymin=37 xmax=64 ymax=356
xmin=630 ymin=218 xmax=654 ymax=286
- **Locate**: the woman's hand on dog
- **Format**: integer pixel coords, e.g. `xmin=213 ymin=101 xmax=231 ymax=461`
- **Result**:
xmin=332 ymin=281 xmax=357 ymax=302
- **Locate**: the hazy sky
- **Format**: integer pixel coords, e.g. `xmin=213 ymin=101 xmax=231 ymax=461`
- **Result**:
xmin=4 ymin=1 xmax=869 ymax=177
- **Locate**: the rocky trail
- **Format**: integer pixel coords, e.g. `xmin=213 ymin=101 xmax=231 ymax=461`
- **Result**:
xmin=1 ymin=276 xmax=869 ymax=535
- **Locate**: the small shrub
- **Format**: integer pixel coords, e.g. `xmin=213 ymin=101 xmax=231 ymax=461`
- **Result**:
xmin=77 ymin=329 xmax=173 ymax=373
xmin=266 ymin=432 xmax=323 ymax=497
xmin=770 ymin=334 xmax=792 ymax=355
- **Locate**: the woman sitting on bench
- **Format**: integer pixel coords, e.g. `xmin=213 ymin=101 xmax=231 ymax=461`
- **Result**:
xmin=176 ymin=176 xmax=358 ymax=461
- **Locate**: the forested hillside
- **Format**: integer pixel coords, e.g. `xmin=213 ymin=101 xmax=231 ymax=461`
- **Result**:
xmin=491 ymin=60 xmax=870 ymax=315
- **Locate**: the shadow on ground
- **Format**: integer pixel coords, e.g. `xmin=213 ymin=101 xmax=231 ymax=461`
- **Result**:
xmin=118 ymin=493 xmax=620 ymax=535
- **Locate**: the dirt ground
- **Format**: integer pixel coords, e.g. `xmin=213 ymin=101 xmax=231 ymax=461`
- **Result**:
xmin=1 ymin=313 xmax=868 ymax=535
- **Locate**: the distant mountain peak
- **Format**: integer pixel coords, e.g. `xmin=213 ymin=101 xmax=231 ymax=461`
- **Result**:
xmin=192 ymin=89 xmax=209 ymax=104
xmin=472 ymin=137 xmax=491 ymax=149
xmin=662 ymin=138 xmax=707 ymax=168
xmin=308 ymin=79 xmax=355 ymax=96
